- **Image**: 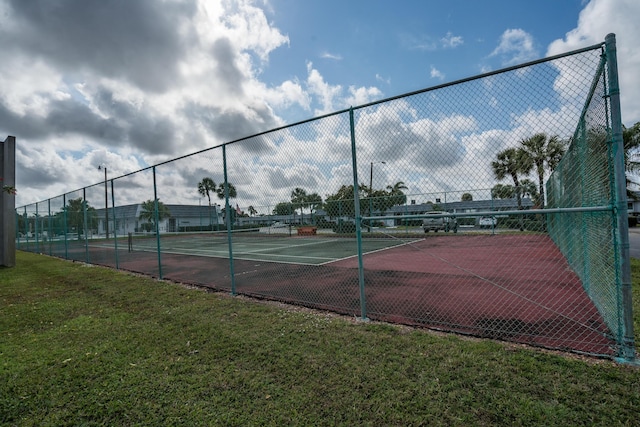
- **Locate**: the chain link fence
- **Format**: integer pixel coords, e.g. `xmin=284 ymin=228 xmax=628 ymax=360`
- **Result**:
xmin=15 ymin=35 xmax=634 ymax=361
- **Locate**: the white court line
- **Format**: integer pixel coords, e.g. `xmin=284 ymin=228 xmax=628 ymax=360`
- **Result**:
xmin=115 ymin=243 xmax=336 ymax=265
xmin=151 ymin=248 xmax=334 ymax=266
xmin=92 ymin=236 xmax=419 ymax=266
xmin=230 ymin=238 xmax=339 ymax=254
xmin=317 ymin=238 xmax=424 ymax=265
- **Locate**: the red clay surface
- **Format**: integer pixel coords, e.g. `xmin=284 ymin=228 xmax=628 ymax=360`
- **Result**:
xmin=33 ymin=233 xmax=618 ymax=357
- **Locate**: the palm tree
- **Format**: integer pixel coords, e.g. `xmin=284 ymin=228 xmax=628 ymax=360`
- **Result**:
xmin=63 ymin=198 xmax=97 ymax=238
xmin=386 ymin=181 xmax=408 ymax=208
xmin=519 ymin=133 xmax=565 ymax=207
xmin=491 ymin=183 xmax=516 ymax=199
xmin=65 ymin=198 xmax=85 ymax=235
xmin=197 ymin=177 xmax=216 ymax=206
xmin=492 ymin=147 xmax=532 ymax=231
xmin=492 ymin=147 xmax=532 ymax=210
xmin=306 ymin=193 xmax=323 ymax=223
xmin=247 ymin=205 xmax=258 ymax=217
xmin=216 ymin=182 xmax=237 ymax=200
xmin=520 ymin=179 xmax=539 ymax=204
xmin=198 ymin=177 xmax=218 ymax=230
xmin=290 ymin=187 xmax=308 ymax=222
xmin=273 ymin=202 xmax=295 ymax=215
xmin=139 ymin=199 xmax=171 ymax=232
xmin=215 ymin=183 xmax=237 ymax=226
xmin=386 ymin=181 xmax=408 ymax=195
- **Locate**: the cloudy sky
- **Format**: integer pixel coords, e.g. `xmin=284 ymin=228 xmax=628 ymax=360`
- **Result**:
xmin=3 ymin=0 xmax=640 ymax=209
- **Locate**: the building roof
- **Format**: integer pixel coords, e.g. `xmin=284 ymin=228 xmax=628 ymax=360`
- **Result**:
xmin=388 ymin=197 xmax=533 ymax=214
xmin=164 ymin=204 xmax=218 ymax=217
xmin=95 ymin=204 xmax=218 ymax=218
xmin=94 ymin=204 xmax=138 ymax=218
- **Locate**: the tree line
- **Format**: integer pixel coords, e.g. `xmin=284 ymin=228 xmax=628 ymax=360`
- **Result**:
xmin=22 ymin=123 xmax=640 ymax=237
xmin=491 ymin=133 xmax=565 ymax=209
xmin=200 ymin=122 xmax=640 ymax=224
xmin=491 ymin=122 xmax=640 ymax=209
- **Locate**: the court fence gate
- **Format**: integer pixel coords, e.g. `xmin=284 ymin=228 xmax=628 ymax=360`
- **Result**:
xmin=16 ymin=34 xmax=635 ymax=362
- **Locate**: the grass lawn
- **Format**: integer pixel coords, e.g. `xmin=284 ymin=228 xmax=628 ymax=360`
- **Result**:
xmin=1 ymin=251 xmax=639 ymax=426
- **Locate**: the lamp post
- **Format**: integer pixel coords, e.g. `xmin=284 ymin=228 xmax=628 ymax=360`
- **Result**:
xmin=98 ymin=165 xmax=108 ymax=239
xmin=368 ymin=161 xmax=386 ymax=231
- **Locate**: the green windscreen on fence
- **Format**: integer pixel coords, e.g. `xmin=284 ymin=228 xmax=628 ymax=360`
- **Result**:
xmin=547 ymin=37 xmax=632 ymax=358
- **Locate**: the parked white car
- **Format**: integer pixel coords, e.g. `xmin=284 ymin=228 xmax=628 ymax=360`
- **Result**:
xmin=423 ymin=212 xmax=457 ymax=233
xmin=478 ymin=216 xmax=497 ymax=228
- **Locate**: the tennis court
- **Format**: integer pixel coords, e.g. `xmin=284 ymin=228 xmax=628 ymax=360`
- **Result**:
xmin=14 ymin=36 xmax=634 ymax=361
xmin=107 ymin=229 xmax=416 ymax=265
xmin=65 ymin=230 xmax=617 ymax=357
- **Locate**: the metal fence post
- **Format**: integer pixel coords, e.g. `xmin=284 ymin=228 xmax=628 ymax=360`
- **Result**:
xmin=111 ymin=180 xmax=119 ymax=269
xmin=23 ymin=206 xmax=29 ymax=251
xmin=35 ymin=203 xmax=40 ymax=253
xmin=82 ymin=188 xmax=89 ymax=263
xmin=47 ymin=199 xmax=52 ymax=256
xmin=349 ymin=108 xmax=367 ymax=320
xmin=152 ymin=166 xmax=163 ymax=280
xmin=223 ymin=145 xmax=236 ymax=295
xmin=13 ymin=208 xmax=17 ymax=250
xmin=579 ymin=119 xmax=591 ymax=294
xmin=605 ymin=33 xmax=636 ymax=363
xmin=63 ymin=194 xmax=68 ymax=259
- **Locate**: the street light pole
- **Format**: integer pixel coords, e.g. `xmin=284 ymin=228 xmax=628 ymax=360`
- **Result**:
xmin=98 ymin=165 xmax=108 ymax=239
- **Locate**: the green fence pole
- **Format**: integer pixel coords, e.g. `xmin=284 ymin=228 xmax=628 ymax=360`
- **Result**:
xmin=152 ymin=166 xmax=163 ymax=280
xmin=13 ymin=208 xmax=18 ymax=250
xmin=82 ymin=188 xmax=89 ymax=263
xmin=404 ymin=204 xmax=408 ymax=234
xmin=63 ymin=194 xmax=68 ymax=259
xmin=579 ymin=119 xmax=591 ymax=293
xmin=35 ymin=203 xmax=40 ymax=253
xmin=349 ymin=108 xmax=367 ymax=321
xmin=48 ymin=199 xmax=52 ymax=256
xmin=111 ymin=180 xmax=119 ymax=269
xmin=23 ymin=206 xmax=29 ymax=252
xmin=223 ymin=145 xmax=236 ymax=295
xmin=605 ymin=33 xmax=636 ymax=363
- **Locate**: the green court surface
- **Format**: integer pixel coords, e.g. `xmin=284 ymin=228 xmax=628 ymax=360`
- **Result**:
xmin=115 ymin=230 xmax=416 ymax=265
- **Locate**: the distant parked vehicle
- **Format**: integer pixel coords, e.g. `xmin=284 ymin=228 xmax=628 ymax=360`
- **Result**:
xmin=423 ymin=212 xmax=458 ymax=233
xmin=479 ymin=216 xmax=497 ymax=228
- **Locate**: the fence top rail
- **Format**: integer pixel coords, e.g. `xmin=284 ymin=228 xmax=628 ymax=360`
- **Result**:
xmin=17 ymin=40 xmax=606 ymax=211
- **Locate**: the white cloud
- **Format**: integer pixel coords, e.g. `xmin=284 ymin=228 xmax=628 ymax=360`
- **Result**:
xmin=262 ymin=79 xmax=312 ymax=111
xmin=320 ymin=52 xmax=343 ymax=60
xmin=546 ymin=0 xmax=640 ymax=125
xmin=305 ymin=62 xmax=344 ymax=115
xmin=0 ymin=0 xmax=316 ymax=205
xmin=402 ymin=31 xmax=464 ymax=52
xmin=217 ymin=0 xmax=290 ymax=61
xmin=375 ymin=74 xmax=391 ymax=84
xmin=491 ymin=28 xmax=538 ymax=65
xmin=305 ymin=62 xmax=383 ymax=115
xmin=430 ymin=66 xmax=445 ymax=80
xmin=400 ymin=33 xmax=437 ymax=51
xmin=441 ymin=32 xmax=464 ymax=48
xmin=9 ymin=0 xmax=628 ymax=213
xmin=346 ymin=86 xmax=383 ymax=107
